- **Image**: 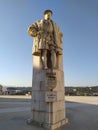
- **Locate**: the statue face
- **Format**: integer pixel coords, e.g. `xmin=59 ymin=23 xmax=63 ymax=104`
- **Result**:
xmin=44 ymin=12 xmax=52 ymax=20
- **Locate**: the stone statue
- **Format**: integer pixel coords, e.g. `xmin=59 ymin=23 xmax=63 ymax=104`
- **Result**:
xmin=27 ymin=10 xmax=66 ymax=130
xmin=28 ymin=10 xmax=63 ymax=69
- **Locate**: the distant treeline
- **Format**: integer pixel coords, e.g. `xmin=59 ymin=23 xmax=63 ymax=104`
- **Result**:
xmin=7 ymin=86 xmax=98 ymax=96
xmin=65 ymin=86 xmax=98 ymax=96
xmin=1 ymin=85 xmax=98 ymax=96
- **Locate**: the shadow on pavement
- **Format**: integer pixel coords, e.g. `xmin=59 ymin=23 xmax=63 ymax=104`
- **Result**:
xmin=65 ymin=101 xmax=98 ymax=130
xmin=0 ymin=97 xmax=31 ymax=102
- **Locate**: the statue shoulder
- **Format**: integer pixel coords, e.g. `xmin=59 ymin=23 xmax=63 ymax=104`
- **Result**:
xmin=51 ymin=20 xmax=57 ymax=26
xmin=36 ymin=19 xmax=43 ymax=25
xmin=51 ymin=20 xmax=60 ymax=31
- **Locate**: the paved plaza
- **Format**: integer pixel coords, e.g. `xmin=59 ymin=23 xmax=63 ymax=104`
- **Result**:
xmin=0 ymin=96 xmax=98 ymax=130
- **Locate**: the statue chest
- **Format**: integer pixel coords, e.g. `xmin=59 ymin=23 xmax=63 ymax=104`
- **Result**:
xmin=41 ymin=20 xmax=54 ymax=33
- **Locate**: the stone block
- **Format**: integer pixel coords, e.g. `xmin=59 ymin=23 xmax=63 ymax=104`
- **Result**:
xmin=31 ymin=100 xmax=40 ymax=111
xmin=32 ymin=81 xmax=40 ymax=91
xmin=33 ymin=56 xmax=41 ymax=71
xmin=40 ymin=81 xmax=47 ymax=91
xmin=39 ymin=101 xmax=46 ymax=111
xmin=57 ymin=91 xmax=65 ymax=101
xmin=45 ymin=109 xmax=65 ymax=124
xmin=39 ymin=112 xmax=45 ymax=122
xmin=33 ymin=111 xmax=40 ymax=122
xmin=43 ymin=119 xmax=65 ymax=130
xmin=33 ymin=91 xmax=40 ymax=100
xmin=46 ymin=101 xmax=65 ymax=113
xmin=39 ymin=91 xmax=45 ymax=101
xmin=51 ymin=122 xmax=61 ymax=130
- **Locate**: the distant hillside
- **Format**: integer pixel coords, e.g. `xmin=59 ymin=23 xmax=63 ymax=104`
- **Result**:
xmin=1 ymin=85 xmax=98 ymax=96
xmin=65 ymin=86 xmax=98 ymax=96
xmin=7 ymin=87 xmax=32 ymax=91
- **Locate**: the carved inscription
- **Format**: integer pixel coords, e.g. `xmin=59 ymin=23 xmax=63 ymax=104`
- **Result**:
xmin=45 ymin=91 xmax=57 ymax=102
xmin=46 ymin=72 xmax=57 ymax=90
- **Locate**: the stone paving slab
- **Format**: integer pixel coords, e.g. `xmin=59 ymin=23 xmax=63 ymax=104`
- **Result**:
xmin=0 ymin=96 xmax=98 ymax=130
xmin=0 ymin=112 xmax=44 ymax=130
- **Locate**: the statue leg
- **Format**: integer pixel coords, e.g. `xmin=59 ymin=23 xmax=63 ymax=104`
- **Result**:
xmin=42 ymin=50 xmax=48 ymax=69
xmin=51 ymin=50 xmax=56 ymax=69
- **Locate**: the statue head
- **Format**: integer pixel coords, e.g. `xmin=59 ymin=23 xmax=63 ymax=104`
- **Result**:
xmin=44 ymin=10 xmax=53 ymax=20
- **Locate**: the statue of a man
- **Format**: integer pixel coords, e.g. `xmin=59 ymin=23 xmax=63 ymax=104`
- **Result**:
xmin=28 ymin=10 xmax=63 ymax=69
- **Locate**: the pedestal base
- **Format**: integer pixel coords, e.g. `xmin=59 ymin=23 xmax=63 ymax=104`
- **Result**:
xmin=31 ymin=69 xmax=66 ymax=130
xmin=27 ymin=118 xmax=68 ymax=130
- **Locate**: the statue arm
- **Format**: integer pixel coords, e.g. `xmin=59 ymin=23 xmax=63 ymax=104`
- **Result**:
xmin=28 ymin=23 xmax=38 ymax=37
xmin=53 ymin=22 xmax=63 ymax=47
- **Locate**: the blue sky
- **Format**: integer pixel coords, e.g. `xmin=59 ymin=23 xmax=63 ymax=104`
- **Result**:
xmin=0 ymin=0 xmax=98 ymax=87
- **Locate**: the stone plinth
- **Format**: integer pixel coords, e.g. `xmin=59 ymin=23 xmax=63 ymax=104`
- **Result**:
xmin=31 ymin=57 xmax=66 ymax=130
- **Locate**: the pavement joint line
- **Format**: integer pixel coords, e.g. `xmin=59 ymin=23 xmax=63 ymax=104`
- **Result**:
xmin=0 ymin=107 xmax=31 ymax=113
xmin=0 ymin=102 xmax=31 ymax=104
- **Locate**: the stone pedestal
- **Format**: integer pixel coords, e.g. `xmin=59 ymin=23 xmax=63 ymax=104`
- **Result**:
xmin=31 ymin=56 xmax=66 ymax=130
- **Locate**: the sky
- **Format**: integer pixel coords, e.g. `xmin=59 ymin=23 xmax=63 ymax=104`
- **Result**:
xmin=0 ymin=0 xmax=98 ymax=87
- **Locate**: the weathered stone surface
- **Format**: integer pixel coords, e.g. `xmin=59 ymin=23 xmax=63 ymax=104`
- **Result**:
xmin=31 ymin=69 xmax=66 ymax=129
xmin=45 ymin=101 xmax=65 ymax=113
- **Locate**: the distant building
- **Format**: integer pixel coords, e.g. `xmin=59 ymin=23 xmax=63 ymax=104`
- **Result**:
xmin=7 ymin=87 xmax=17 ymax=95
xmin=2 ymin=87 xmax=8 ymax=95
xmin=93 ymin=93 xmax=98 ymax=96
xmin=7 ymin=87 xmax=26 ymax=95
